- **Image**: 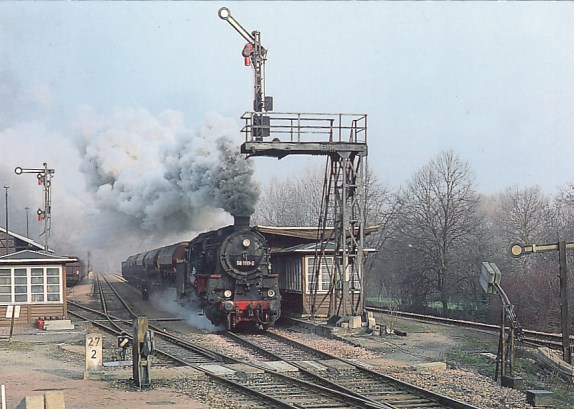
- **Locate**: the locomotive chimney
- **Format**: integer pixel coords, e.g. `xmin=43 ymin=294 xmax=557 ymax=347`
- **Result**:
xmin=233 ymin=215 xmax=250 ymax=231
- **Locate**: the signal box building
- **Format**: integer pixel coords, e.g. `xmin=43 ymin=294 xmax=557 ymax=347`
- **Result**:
xmin=258 ymin=226 xmax=376 ymax=318
xmin=0 ymin=227 xmax=75 ymax=326
xmin=0 ymin=226 xmax=47 ymax=256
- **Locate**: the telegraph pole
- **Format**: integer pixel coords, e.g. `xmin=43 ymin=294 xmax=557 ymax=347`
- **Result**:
xmin=25 ymin=207 xmax=29 ymax=237
xmin=3 ymin=186 xmax=8 ymax=232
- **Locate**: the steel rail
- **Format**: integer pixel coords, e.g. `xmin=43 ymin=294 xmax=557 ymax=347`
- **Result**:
xmin=74 ymin=275 xmax=389 ymax=407
xmin=226 ymin=331 xmax=480 ymax=409
xmin=365 ymin=306 xmax=572 ymax=348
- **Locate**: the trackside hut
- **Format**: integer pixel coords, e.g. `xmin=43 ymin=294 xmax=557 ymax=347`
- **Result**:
xmin=257 ymin=226 xmax=377 ymax=317
xmin=0 ymin=250 xmax=77 ymax=326
xmin=0 ymin=226 xmax=48 ymax=256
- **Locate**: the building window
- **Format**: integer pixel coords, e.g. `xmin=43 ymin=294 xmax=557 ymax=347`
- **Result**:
xmin=31 ymin=268 xmax=45 ymax=302
xmin=14 ymin=268 xmax=28 ymax=303
xmin=47 ymin=268 xmax=61 ymax=302
xmin=306 ymin=256 xmax=333 ymax=294
xmin=0 ymin=266 xmax=62 ymax=304
xmin=0 ymin=269 xmax=11 ymax=303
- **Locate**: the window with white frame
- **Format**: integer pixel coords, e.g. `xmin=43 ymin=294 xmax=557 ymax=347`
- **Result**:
xmin=0 ymin=269 xmax=11 ymax=303
xmin=306 ymin=256 xmax=333 ymax=294
xmin=0 ymin=266 xmax=62 ymax=304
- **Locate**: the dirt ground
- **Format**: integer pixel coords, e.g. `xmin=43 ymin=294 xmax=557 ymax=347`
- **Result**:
xmin=0 ymin=280 xmax=566 ymax=409
xmin=0 ymin=282 xmax=207 ymax=409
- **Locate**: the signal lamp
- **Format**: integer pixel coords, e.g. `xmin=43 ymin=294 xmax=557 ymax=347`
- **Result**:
xmin=218 ymin=7 xmax=230 ymax=20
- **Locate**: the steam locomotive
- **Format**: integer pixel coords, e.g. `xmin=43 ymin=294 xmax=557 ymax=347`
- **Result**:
xmin=121 ymin=216 xmax=281 ymax=330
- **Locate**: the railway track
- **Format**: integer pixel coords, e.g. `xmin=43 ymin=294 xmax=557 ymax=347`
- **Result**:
xmin=365 ymin=306 xmax=570 ymax=349
xmin=226 ymin=330 xmax=480 ymax=409
xmin=71 ymin=274 xmax=443 ymax=408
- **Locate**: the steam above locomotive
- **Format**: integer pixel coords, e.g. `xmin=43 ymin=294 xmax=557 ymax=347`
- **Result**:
xmin=122 ymin=216 xmax=281 ymax=330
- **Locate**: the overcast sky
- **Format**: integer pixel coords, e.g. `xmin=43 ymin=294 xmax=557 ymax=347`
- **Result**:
xmin=1 ymin=2 xmax=573 ymax=270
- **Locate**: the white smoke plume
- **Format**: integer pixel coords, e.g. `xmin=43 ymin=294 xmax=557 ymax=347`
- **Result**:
xmin=150 ymin=288 xmax=222 ymax=332
xmin=74 ymin=106 xmax=260 ymax=237
xmin=1 ymin=67 xmax=260 ymax=271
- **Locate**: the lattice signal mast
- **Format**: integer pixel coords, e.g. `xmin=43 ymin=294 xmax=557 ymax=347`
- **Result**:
xmin=219 ymin=8 xmax=368 ymax=319
xmin=15 ymin=163 xmax=54 ymax=252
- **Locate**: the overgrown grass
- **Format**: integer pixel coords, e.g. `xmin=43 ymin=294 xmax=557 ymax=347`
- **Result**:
xmin=447 ymin=348 xmax=574 ymax=408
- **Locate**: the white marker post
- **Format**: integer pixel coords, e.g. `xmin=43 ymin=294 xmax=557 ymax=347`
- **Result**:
xmin=84 ymin=333 xmax=103 ymax=380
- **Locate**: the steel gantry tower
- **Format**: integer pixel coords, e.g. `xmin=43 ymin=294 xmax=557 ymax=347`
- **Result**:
xmin=219 ymin=9 xmax=368 ymax=319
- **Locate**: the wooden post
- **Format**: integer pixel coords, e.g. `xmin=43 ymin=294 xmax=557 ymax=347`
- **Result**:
xmin=558 ymin=241 xmax=571 ymax=364
xmin=509 ymin=325 xmax=515 ymax=377
xmin=500 ymin=306 xmax=506 ymax=379
xmin=8 ymin=305 xmax=19 ymax=342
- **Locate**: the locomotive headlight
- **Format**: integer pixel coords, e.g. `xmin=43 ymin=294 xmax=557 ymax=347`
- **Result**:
xmin=267 ymin=289 xmax=276 ymax=298
xmin=223 ymin=300 xmax=234 ymax=311
xmin=224 ymin=289 xmax=232 ymax=298
xmin=242 ymin=239 xmax=251 ymax=248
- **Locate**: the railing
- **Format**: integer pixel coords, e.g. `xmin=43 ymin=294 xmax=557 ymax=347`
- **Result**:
xmin=241 ymin=112 xmax=367 ymax=144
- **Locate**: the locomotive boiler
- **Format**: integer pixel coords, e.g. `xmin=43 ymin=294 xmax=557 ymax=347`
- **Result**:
xmin=122 ymin=216 xmax=281 ymax=330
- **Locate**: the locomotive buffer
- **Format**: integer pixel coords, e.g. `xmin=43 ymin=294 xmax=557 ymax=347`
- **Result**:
xmin=219 ymin=8 xmax=368 ymax=319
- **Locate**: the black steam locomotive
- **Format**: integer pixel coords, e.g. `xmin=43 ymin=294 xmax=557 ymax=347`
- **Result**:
xmin=122 ymin=216 xmax=281 ymax=330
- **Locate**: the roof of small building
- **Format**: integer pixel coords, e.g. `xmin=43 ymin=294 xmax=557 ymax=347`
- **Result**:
xmin=0 ymin=226 xmax=51 ymax=253
xmin=257 ymin=225 xmax=380 ymax=241
xmin=272 ymin=241 xmax=377 ymax=254
xmin=0 ymin=250 xmax=77 ymax=264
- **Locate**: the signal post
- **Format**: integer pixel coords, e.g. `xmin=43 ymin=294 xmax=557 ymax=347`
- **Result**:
xmin=219 ymin=8 xmax=368 ymax=321
xmin=511 ymin=241 xmax=572 ymax=364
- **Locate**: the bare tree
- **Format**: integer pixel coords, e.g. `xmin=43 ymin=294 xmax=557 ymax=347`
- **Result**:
xmin=494 ymin=185 xmax=552 ymax=244
xmin=396 ymin=150 xmax=482 ymax=316
xmin=252 ymin=165 xmax=325 ymax=227
xmin=253 ymin=163 xmax=395 ymax=231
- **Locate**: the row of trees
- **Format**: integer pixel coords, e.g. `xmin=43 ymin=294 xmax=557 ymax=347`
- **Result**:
xmin=252 ymin=151 xmax=574 ymax=333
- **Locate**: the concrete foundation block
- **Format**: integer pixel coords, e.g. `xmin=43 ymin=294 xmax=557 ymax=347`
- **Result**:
xmin=501 ymin=375 xmax=524 ymax=390
xmin=367 ymin=317 xmax=377 ymax=329
xmin=44 ymin=319 xmax=75 ymax=331
xmin=526 ymin=390 xmax=553 ymax=407
xmin=348 ymin=315 xmax=362 ymax=329
xmin=412 ymin=362 xmax=447 ymax=371
xmin=45 ymin=390 xmax=65 ymax=409
xmin=16 ymin=395 xmax=44 ymax=409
